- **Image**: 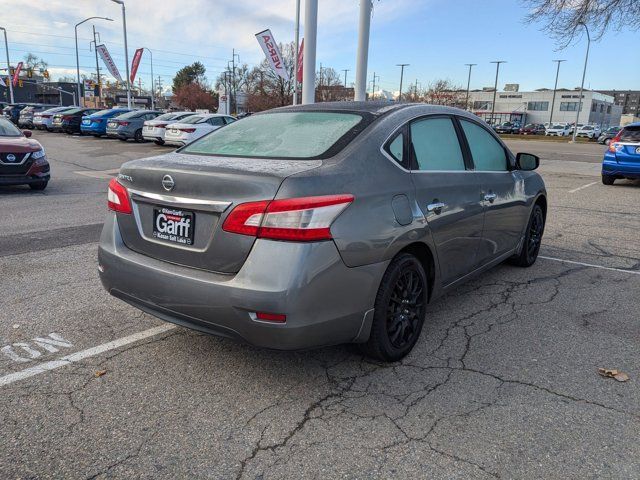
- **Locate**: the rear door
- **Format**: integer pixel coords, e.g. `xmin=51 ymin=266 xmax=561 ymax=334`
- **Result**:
xmin=409 ymin=115 xmax=485 ymax=286
xmin=614 ymin=125 xmax=640 ymax=165
xmin=458 ymin=117 xmax=528 ymax=264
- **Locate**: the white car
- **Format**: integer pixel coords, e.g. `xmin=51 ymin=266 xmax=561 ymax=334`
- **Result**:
xmin=142 ymin=111 xmax=196 ymax=145
xmin=576 ymin=124 xmax=601 ymax=139
xmin=163 ymin=114 xmax=236 ymax=147
xmin=33 ymin=106 xmax=75 ymax=131
xmin=545 ymin=124 xmax=571 ymax=136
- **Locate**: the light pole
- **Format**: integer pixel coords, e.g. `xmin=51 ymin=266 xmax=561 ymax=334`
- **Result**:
xmin=142 ymin=47 xmax=154 ymax=110
xmin=549 ymin=59 xmax=565 ymax=126
xmin=342 ymin=69 xmax=350 ymax=99
xmin=293 ymin=0 xmax=301 ymax=105
xmin=490 ymin=60 xmax=506 ymax=125
xmin=396 ymin=63 xmax=409 ymax=102
xmin=75 ymin=17 xmax=112 ymax=106
xmin=0 ymin=27 xmax=14 ymax=103
xmin=354 ymin=0 xmax=372 ymax=101
xmin=110 ymin=0 xmax=131 ymax=109
xmin=464 ymin=63 xmax=476 ymax=111
xmin=572 ymin=23 xmax=590 ymax=143
xmin=301 ymin=0 xmax=317 ymax=104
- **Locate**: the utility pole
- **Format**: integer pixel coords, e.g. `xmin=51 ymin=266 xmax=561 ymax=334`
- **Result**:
xmin=293 ymin=0 xmax=300 ymax=105
xmin=464 ymin=63 xmax=476 ymax=111
xmin=342 ymin=69 xmax=349 ymax=100
xmin=549 ymin=59 xmax=565 ymax=126
xmin=572 ymin=23 xmax=590 ymax=143
xmin=354 ymin=0 xmax=372 ymax=101
xmin=301 ymin=0 xmax=317 ymax=104
xmin=156 ymin=75 xmax=162 ymax=103
xmin=319 ymin=62 xmax=323 ymax=102
xmin=396 ymin=63 xmax=409 ymax=102
xmin=0 ymin=27 xmax=14 ymax=103
xmin=231 ymin=49 xmax=239 ymax=114
xmin=489 ymin=60 xmax=506 ymax=125
xmin=370 ymin=71 xmax=379 ymax=100
xmin=92 ymin=26 xmax=102 ymax=106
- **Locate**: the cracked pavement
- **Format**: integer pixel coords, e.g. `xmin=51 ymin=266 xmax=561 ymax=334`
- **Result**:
xmin=1 ymin=133 xmax=639 ymax=479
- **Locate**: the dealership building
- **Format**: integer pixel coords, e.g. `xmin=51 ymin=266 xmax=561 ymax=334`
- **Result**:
xmin=467 ymin=88 xmax=622 ymax=128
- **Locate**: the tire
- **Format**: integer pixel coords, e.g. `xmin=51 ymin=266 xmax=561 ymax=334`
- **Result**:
xmin=119 ymin=137 xmax=128 ymax=142
xmin=604 ymin=138 xmax=611 ymax=146
xmin=360 ymin=253 xmax=428 ymax=362
xmin=509 ymin=204 xmax=545 ymax=268
xmin=602 ymin=174 xmax=615 ymax=186
xmin=154 ymin=139 xmax=165 ymax=146
xmin=93 ymin=134 xmax=102 ymax=138
xmin=29 ymin=181 xmax=48 ymax=191
xmin=134 ymin=129 xmax=143 ymax=142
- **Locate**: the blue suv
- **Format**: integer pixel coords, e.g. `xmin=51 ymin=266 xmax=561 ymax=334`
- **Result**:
xmin=81 ymin=108 xmax=131 ymax=137
xmin=602 ymin=123 xmax=640 ymax=185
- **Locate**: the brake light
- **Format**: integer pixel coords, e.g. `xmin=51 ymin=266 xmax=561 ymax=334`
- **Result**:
xmin=117 ymin=121 xmax=130 ymax=126
xmin=155 ymin=123 xmax=167 ymax=128
xmin=179 ymin=128 xmax=196 ymax=133
xmin=222 ymin=194 xmax=354 ymax=241
xmin=608 ymin=131 xmax=623 ymax=153
xmin=42 ymin=115 xmax=51 ymax=118
xmin=107 ymin=178 xmax=132 ymax=214
xmin=62 ymin=115 xmax=73 ymax=121
xmin=255 ymin=312 xmax=286 ymax=323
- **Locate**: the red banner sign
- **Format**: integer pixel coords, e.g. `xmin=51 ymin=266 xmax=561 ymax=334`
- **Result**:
xmin=12 ymin=62 xmax=23 ymax=87
xmin=296 ymin=39 xmax=304 ymax=83
xmin=130 ymin=48 xmax=144 ymax=83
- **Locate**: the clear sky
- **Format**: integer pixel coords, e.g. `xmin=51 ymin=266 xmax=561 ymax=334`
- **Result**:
xmin=2 ymin=0 xmax=638 ymax=94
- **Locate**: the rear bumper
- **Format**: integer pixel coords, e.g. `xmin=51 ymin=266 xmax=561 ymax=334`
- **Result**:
xmin=98 ymin=213 xmax=386 ymax=350
xmin=602 ymin=154 xmax=640 ymax=178
xmin=106 ymin=128 xmax=131 ymax=139
xmin=81 ymin=125 xmax=106 ymax=135
xmin=164 ymin=136 xmax=188 ymax=146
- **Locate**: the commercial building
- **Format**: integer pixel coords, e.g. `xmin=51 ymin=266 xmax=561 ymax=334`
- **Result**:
xmin=1 ymin=80 xmax=77 ymax=106
xmin=597 ymin=90 xmax=640 ymax=116
xmin=467 ymin=88 xmax=622 ymax=128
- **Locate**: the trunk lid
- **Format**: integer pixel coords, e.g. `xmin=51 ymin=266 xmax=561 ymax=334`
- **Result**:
xmin=116 ymin=151 xmax=322 ymax=273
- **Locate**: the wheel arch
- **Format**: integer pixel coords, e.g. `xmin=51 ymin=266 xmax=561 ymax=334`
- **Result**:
xmin=395 ymin=242 xmax=436 ymax=302
xmin=534 ymin=192 xmax=547 ymax=220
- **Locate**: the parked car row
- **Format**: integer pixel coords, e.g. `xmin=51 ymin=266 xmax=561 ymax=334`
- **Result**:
xmin=492 ymin=120 xmax=613 ymax=140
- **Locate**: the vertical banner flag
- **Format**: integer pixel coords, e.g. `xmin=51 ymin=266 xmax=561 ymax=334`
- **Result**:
xmin=130 ymin=48 xmax=144 ymax=83
xmin=96 ymin=44 xmax=123 ymax=82
xmin=12 ymin=62 xmax=23 ymax=87
xmin=255 ymin=29 xmax=289 ymax=81
xmin=296 ymin=39 xmax=304 ymax=83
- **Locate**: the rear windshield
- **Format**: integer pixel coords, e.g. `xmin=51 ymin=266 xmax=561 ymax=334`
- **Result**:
xmin=181 ymin=111 xmax=367 ymax=159
xmin=180 ymin=115 xmax=206 ymax=124
xmin=524 ymin=124 xmax=535 ymax=128
xmin=155 ymin=112 xmax=182 ymax=121
xmin=115 ymin=110 xmax=145 ymax=119
xmin=0 ymin=118 xmax=21 ymax=136
xmin=620 ymin=126 xmax=640 ymax=143
xmin=551 ymin=124 xmax=564 ymax=129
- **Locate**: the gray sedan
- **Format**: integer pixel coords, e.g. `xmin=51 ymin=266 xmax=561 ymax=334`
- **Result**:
xmin=106 ymin=110 xmax=162 ymax=142
xmin=99 ymin=102 xmax=546 ymax=361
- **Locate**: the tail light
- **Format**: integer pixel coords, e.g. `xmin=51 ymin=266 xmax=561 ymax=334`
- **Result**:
xmin=42 ymin=114 xmax=51 ymax=118
xmin=179 ymin=128 xmax=196 ymax=133
xmin=118 ymin=121 xmax=130 ymax=126
xmin=222 ymin=194 xmax=354 ymax=241
xmin=62 ymin=115 xmax=73 ymax=121
xmin=94 ymin=118 xmax=103 ymax=123
xmin=608 ymin=131 xmax=623 ymax=153
xmin=107 ymin=178 xmax=132 ymax=214
xmin=155 ymin=123 xmax=167 ymax=128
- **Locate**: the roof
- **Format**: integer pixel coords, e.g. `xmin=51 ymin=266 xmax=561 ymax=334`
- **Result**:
xmin=266 ymin=101 xmax=467 ymax=117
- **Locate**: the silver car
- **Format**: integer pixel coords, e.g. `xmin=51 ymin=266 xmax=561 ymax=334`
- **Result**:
xmin=142 ymin=111 xmax=196 ymax=145
xmin=99 ymin=103 xmax=547 ymax=361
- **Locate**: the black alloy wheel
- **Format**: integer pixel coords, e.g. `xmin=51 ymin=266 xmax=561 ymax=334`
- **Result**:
xmin=361 ymin=253 xmax=428 ymax=361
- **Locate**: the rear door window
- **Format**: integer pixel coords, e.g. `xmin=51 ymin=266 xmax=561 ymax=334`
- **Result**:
xmin=620 ymin=126 xmax=640 ymax=143
xmin=460 ymin=119 xmax=508 ymax=171
xmin=410 ymin=117 xmax=465 ymax=171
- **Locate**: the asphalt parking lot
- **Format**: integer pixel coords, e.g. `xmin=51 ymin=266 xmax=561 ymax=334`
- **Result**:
xmin=1 ymin=132 xmax=639 ymax=479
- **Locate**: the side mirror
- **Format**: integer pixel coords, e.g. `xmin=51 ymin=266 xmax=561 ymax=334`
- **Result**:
xmin=516 ymin=152 xmax=539 ymax=171
xmin=22 ymin=129 xmax=32 ymax=138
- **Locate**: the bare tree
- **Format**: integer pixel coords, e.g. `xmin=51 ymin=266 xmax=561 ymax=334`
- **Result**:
xmin=523 ymin=0 xmax=640 ymax=46
xmin=423 ymin=79 xmax=465 ymax=108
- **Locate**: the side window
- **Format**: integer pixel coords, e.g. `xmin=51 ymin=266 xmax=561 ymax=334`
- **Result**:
xmin=384 ymin=131 xmax=405 ymax=167
xmin=208 ymin=117 xmax=225 ymax=126
xmin=224 ymin=117 xmax=236 ymax=124
xmin=410 ymin=117 xmax=465 ymax=171
xmin=460 ymin=120 xmax=508 ymax=171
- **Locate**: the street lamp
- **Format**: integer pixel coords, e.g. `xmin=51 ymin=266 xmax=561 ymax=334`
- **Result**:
xmin=549 ymin=59 xmax=565 ymax=126
xmin=490 ymin=61 xmax=506 ymax=125
xmin=396 ymin=64 xmax=409 ymax=102
xmin=0 ymin=27 xmax=14 ymax=103
xmin=75 ymin=16 xmax=112 ymax=106
xmin=110 ymin=0 xmax=131 ymax=109
xmin=141 ymin=47 xmax=154 ymax=109
xmin=571 ymin=23 xmax=590 ymax=143
xmin=464 ymin=63 xmax=476 ymax=111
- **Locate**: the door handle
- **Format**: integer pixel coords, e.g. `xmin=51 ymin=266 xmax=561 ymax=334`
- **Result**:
xmin=484 ymin=193 xmax=497 ymax=203
xmin=427 ymin=201 xmax=446 ymax=214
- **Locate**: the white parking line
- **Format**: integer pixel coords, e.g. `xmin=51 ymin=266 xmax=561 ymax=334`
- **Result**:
xmin=568 ymin=181 xmax=598 ymax=193
xmin=539 ymin=256 xmax=640 ymax=276
xmin=0 ymin=324 xmax=176 ymax=387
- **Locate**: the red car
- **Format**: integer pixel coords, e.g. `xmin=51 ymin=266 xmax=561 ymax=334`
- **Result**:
xmin=0 ymin=118 xmax=50 ymax=190
xmin=519 ymin=123 xmax=546 ymax=135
